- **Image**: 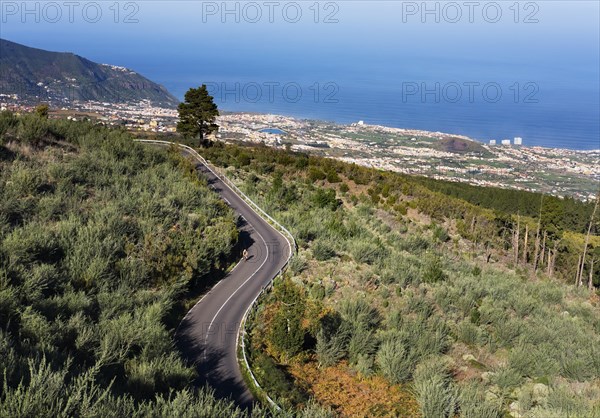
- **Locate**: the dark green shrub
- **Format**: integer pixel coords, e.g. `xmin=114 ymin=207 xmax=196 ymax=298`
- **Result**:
xmin=0 ymin=110 xmax=18 ymax=138
xmin=308 ymin=167 xmax=326 ymax=182
xmin=398 ymin=234 xmax=430 ymax=252
xmin=312 ymin=240 xmax=336 ymax=261
xmin=237 ymin=153 xmax=251 ymax=166
xmin=312 ymin=188 xmax=339 ymax=211
xmin=17 ymin=114 xmax=49 ymax=144
xmin=315 ymin=312 xmax=348 ymax=367
xmin=413 ymin=357 xmax=458 ymax=418
xmin=326 ymin=170 xmax=341 ymax=183
xmin=348 ymin=239 xmax=388 ymax=265
xmin=432 ymin=224 xmax=450 ymax=243
xmin=376 ymin=334 xmax=414 ymax=384
xmin=422 ymin=257 xmax=447 ymax=283
xmin=268 ymin=280 xmax=306 ymax=358
xmin=252 ymin=351 xmax=308 ymax=407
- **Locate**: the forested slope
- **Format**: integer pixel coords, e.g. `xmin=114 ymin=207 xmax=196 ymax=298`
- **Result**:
xmin=411 ymin=176 xmax=595 ymax=235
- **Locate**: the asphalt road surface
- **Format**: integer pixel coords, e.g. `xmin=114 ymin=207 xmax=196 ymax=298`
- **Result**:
xmin=169 ymin=146 xmax=292 ymax=409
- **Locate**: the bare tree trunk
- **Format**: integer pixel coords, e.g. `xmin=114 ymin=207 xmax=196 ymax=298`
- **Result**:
xmin=533 ymin=232 xmax=541 ymax=272
xmin=485 ymin=241 xmax=492 ymax=263
xmin=533 ymin=195 xmax=544 ymax=273
xmin=539 ymin=231 xmax=547 ymax=270
xmin=576 ymin=254 xmax=583 ymax=287
xmin=470 ymin=216 xmax=477 ymax=259
xmin=512 ymin=228 xmax=517 ymax=261
xmin=522 ymin=224 xmax=529 ymax=265
xmin=514 ymin=215 xmax=520 ymax=265
xmin=589 ymin=256 xmax=596 ymax=291
xmin=579 ymin=193 xmax=599 ymax=286
xmin=550 ymin=241 xmax=558 ymax=277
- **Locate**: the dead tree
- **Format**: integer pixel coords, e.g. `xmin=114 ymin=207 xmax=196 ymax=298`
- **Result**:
xmin=533 ymin=195 xmax=544 ymax=273
xmin=548 ymin=241 xmax=558 ymax=277
xmin=537 ymin=231 xmax=547 ymax=272
xmin=576 ymin=254 xmax=583 ymax=287
xmin=514 ymin=215 xmax=520 ymax=265
xmin=589 ymin=256 xmax=596 ymax=291
xmin=578 ymin=193 xmax=599 ymax=287
xmin=522 ymin=224 xmax=529 ymax=265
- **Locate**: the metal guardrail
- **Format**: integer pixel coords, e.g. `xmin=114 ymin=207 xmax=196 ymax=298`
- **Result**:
xmin=237 ymin=282 xmax=281 ymax=410
xmin=134 ymin=139 xmax=295 ymax=411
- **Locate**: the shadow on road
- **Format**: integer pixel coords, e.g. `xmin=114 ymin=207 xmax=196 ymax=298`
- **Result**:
xmin=174 ymin=214 xmax=258 ymax=411
xmin=169 ymin=150 xmax=289 ymax=412
xmin=176 ymin=320 xmax=254 ymax=410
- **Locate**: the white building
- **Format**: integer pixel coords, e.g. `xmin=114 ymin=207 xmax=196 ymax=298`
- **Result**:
xmin=489 ymin=139 xmax=497 ymax=145
xmin=514 ymin=137 xmax=523 ymax=145
xmin=501 ymin=139 xmax=511 ymax=145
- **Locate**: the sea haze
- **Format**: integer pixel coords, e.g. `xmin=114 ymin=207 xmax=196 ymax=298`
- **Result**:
xmin=2 ymin=1 xmax=598 ymax=150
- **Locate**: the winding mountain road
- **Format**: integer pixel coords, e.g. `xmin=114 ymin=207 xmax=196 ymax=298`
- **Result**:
xmin=137 ymin=140 xmax=292 ymax=409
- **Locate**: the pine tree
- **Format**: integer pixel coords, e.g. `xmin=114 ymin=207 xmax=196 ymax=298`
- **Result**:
xmin=177 ymin=85 xmax=219 ymax=147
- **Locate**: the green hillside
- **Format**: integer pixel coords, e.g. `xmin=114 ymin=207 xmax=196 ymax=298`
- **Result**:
xmin=197 ymin=141 xmax=600 ymax=417
xmin=0 ymin=113 xmax=332 ymax=417
xmin=0 ymin=39 xmax=179 ymax=107
xmin=1 ymin=113 xmax=598 ymax=417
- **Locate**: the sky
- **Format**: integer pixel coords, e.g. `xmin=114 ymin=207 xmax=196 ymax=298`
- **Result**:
xmin=2 ymin=1 xmax=598 ymax=74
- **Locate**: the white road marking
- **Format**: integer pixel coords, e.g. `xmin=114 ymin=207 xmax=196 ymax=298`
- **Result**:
xmin=176 ymin=258 xmax=244 ymax=330
xmin=203 ymin=227 xmax=269 ymax=360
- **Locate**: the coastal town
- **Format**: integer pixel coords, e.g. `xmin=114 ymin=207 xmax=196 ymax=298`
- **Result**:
xmin=0 ymin=95 xmax=178 ymax=133
xmin=1 ymin=96 xmax=598 ymax=201
xmin=215 ymin=113 xmax=600 ymax=201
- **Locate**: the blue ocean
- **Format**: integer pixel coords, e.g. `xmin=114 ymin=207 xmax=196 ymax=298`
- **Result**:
xmin=3 ymin=1 xmax=599 ymax=149
xmin=161 ymin=63 xmax=599 ymax=150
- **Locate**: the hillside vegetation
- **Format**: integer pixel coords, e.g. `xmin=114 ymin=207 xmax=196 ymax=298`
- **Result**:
xmin=0 ymin=39 xmax=179 ymax=107
xmin=1 ymin=112 xmax=598 ymax=417
xmin=0 ymin=113 xmax=333 ymax=417
xmin=199 ymin=142 xmax=600 ymax=417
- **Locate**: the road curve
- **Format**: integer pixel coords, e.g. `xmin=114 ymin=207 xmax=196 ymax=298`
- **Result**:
xmin=138 ymin=141 xmax=292 ymax=409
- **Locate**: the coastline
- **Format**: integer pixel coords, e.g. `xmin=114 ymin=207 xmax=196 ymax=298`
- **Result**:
xmin=216 ymin=111 xmax=600 ymax=202
xmin=219 ymin=110 xmax=600 ymax=155
xmin=2 ymin=99 xmax=596 ymax=200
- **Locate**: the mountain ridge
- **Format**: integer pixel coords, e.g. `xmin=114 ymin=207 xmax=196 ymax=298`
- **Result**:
xmin=0 ymin=39 xmax=179 ymax=108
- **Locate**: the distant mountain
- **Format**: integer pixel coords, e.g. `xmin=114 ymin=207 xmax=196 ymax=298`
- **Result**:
xmin=0 ymin=39 xmax=179 ymax=108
